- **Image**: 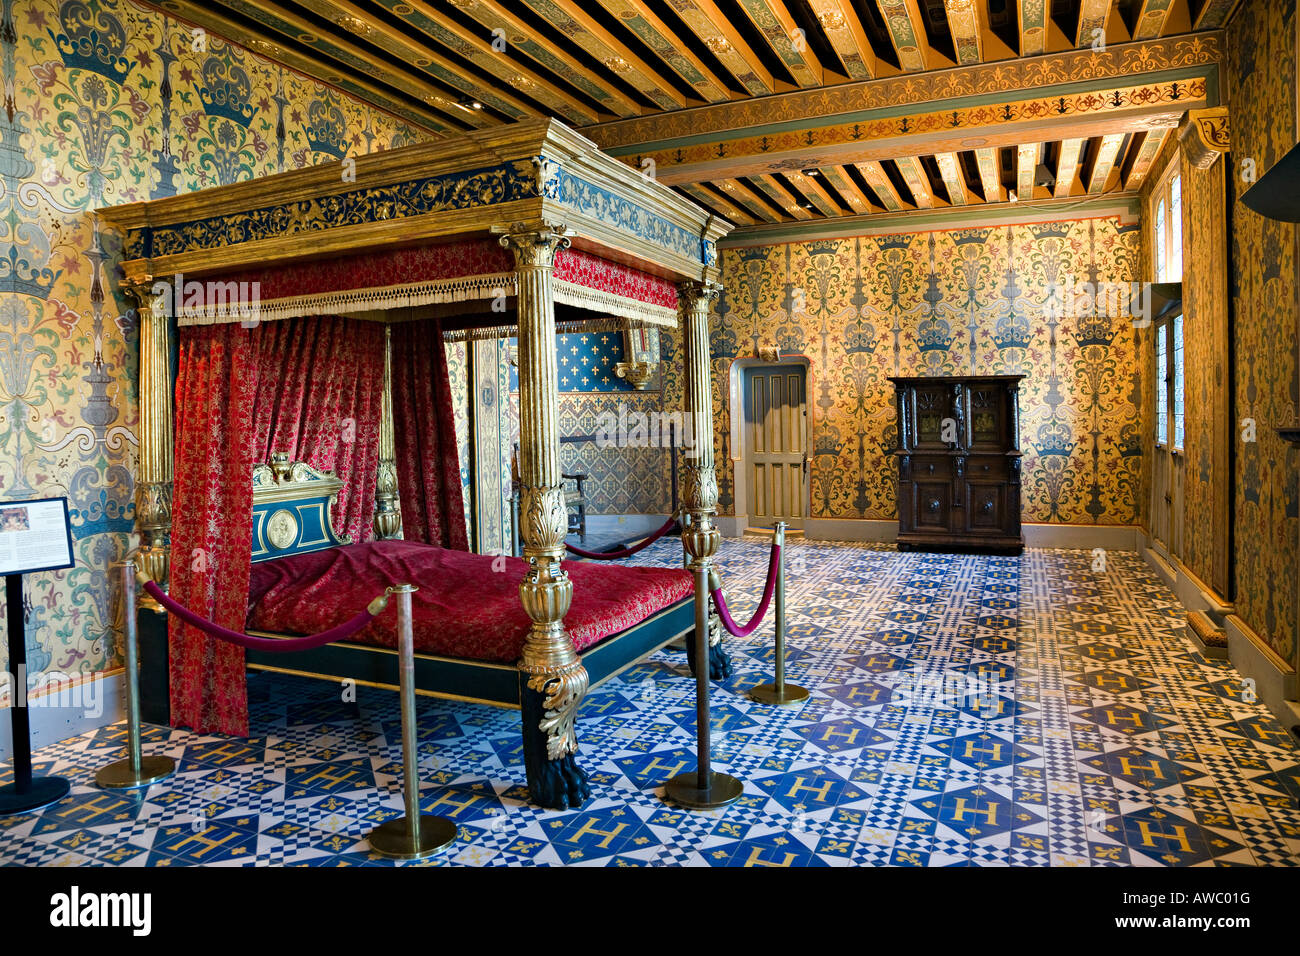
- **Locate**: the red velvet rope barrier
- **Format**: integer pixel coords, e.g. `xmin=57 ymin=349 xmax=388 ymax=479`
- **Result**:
xmin=564 ymin=514 xmax=679 ymax=560
xmin=142 ymin=580 xmax=387 ymax=653
xmin=710 ymin=543 xmax=782 ymax=638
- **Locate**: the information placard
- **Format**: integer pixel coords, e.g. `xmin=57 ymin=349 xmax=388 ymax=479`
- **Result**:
xmin=0 ymin=497 xmax=75 ymax=576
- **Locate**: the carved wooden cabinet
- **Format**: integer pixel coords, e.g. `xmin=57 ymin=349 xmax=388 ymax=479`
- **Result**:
xmin=888 ymin=375 xmax=1024 ymax=554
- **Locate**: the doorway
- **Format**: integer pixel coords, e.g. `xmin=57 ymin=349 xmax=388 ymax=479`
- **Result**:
xmin=741 ymin=363 xmax=809 ymax=531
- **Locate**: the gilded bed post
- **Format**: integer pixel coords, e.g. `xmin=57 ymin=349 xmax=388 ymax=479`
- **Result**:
xmin=497 ymin=219 xmax=591 ymax=810
xmin=131 ymin=282 xmax=173 ymax=609
xmin=678 ymin=280 xmax=730 ymax=679
xmin=373 ymin=324 xmax=403 ymax=540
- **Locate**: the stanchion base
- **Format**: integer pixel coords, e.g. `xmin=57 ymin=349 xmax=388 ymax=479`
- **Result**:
xmin=664 ymin=771 xmax=743 ymax=810
xmin=368 ymin=814 xmax=457 ymax=860
xmin=0 ymin=776 xmax=70 ymax=815
xmin=96 ymin=755 xmax=176 ymax=790
xmin=750 ymin=683 xmax=811 ymax=706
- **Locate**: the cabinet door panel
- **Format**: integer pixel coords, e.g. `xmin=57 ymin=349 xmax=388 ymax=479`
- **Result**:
xmin=964 ymin=482 xmax=1004 ymax=532
xmin=912 ymin=482 xmax=951 ymax=530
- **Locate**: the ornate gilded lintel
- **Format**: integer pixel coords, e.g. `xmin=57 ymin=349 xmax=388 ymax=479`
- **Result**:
xmin=1180 ymin=107 xmax=1230 ymax=170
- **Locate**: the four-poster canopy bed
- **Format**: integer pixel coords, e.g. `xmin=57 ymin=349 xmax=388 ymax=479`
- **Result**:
xmin=100 ymin=118 xmax=732 ymax=810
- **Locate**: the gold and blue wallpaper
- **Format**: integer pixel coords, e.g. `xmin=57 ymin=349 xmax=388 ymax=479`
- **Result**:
xmin=0 ymin=0 xmax=426 ymax=684
xmin=1226 ymin=0 xmax=1298 ymax=662
xmin=712 ymin=219 xmax=1145 ymax=525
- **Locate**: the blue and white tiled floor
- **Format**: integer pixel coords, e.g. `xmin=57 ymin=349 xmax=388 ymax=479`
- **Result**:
xmin=3 ymin=538 xmax=1300 ymax=866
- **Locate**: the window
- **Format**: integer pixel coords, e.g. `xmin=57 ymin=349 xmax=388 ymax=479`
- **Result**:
xmin=1152 ymin=167 xmax=1182 ymax=283
xmin=1172 ymin=313 xmax=1184 ymax=450
xmin=1156 ymin=326 xmax=1168 ymax=446
xmin=1150 ymin=160 xmax=1184 ymax=451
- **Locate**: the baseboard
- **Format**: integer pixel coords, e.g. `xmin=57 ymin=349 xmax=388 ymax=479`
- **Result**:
xmin=716 ymin=515 xmax=747 ymax=538
xmin=804 ymin=518 xmax=898 ymax=542
xmin=803 ymin=519 xmax=1139 ymax=550
xmin=1022 ymin=524 xmax=1141 ymax=551
xmin=1223 ymin=614 xmax=1299 ymax=730
xmin=0 ymin=670 xmax=125 ymax=762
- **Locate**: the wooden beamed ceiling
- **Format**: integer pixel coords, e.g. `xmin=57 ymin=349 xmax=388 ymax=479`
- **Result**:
xmin=153 ymin=0 xmax=1232 ymax=232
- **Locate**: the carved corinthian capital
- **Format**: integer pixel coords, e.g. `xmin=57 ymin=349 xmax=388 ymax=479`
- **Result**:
xmin=496 ymin=220 xmax=570 ymax=269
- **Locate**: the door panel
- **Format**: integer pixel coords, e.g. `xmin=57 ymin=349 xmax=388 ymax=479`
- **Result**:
xmin=743 ymin=364 xmax=808 ymax=528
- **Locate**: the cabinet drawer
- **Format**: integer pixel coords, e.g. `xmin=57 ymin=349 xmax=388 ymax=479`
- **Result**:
xmin=965 ymin=457 xmax=1007 ymax=481
xmin=905 ymin=456 xmax=952 ymax=481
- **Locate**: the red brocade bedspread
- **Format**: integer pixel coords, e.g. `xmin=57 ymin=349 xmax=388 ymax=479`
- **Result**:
xmin=246 ymin=541 xmax=693 ymax=663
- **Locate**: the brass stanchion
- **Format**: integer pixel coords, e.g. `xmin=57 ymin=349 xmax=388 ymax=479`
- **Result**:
xmin=663 ymin=566 xmax=743 ymax=810
xmin=751 ymin=522 xmax=809 ymax=706
xmin=368 ymin=584 xmax=457 ymax=860
xmin=97 ymin=560 xmax=176 ymax=789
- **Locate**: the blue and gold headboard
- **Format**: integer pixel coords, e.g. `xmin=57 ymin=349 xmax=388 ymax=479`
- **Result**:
xmin=251 ymin=453 xmax=352 ymax=563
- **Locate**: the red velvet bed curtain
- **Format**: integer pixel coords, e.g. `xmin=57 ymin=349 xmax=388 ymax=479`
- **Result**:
xmin=169 ymin=316 xmax=385 ymax=735
xmin=390 ymin=318 xmax=468 ymax=550
xmin=169 ymin=323 xmax=259 ymax=735
xmin=251 ymin=317 xmax=386 ymax=543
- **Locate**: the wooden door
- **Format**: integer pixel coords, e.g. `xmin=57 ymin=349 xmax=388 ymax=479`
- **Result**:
xmin=743 ymin=364 xmax=808 ymax=529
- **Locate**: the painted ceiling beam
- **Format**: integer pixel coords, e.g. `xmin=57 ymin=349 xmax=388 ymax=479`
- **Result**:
xmin=1193 ymin=0 xmax=1243 ymax=29
xmin=680 ymin=182 xmax=759 ymax=225
xmin=150 ymin=0 xmax=456 ymax=132
xmin=894 ymin=156 xmax=937 ymax=208
xmin=944 ymin=0 xmax=984 ymax=66
xmin=1125 ymin=127 xmax=1173 ymax=189
xmin=733 ymin=0 xmax=825 ymax=88
xmin=817 ymin=166 xmax=878 ymax=214
xmin=1015 ymin=142 xmax=1038 ymax=201
xmin=714 ymin=179 xmax=782 ymax=221
xmin=807 ymin=0 xmax=878 ymax=79
xmin=783 ymin=169 xmax=842 ymax=216
xmin=1132 ymin=0 xmax=1178 ymax=41
xmin=585 ymin=33 xmax=1222 ymax=155
xmin=623 ymin=90 xmax=1196 ymax=185
xmin=974 ymin=147 xmax=1003 ymax=202
xmin=751 ymin=175 xmax=819 ymax=218
xmin=1088 ymin=133 xmax=1127 ymax=193
xmin=297 ymin=0 xmax=598 ymax=125
xmin=853 ymin=160 xmax=907 ymax=211
xmin=874 ymin=0 xmax=933 ymax=72
xmin=1054 ymin=137 xmax=1086 ymax=198
xmin=435 ymin=0 xmax=644 ymax=117
xmin=1076 ymin=0 xmax=1115 ymax=48
xmin=203 ymin=0 xmax=531 ymax=124
xmin=934 ymin=151 xmax=970 ymax=205
xmin=671 ymin=0 xmax=779 ymax=95
xmin=1017 ymin=0 xmax=1049 ymax=56
xmin=516 ymin=0 xmax=689 ymax=110
xmin=594 ymin=0 xmax=734 ymax=103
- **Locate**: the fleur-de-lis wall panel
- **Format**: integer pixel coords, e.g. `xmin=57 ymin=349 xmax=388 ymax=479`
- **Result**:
xmin=0 ymin=0 xmax=426 ymax=683
xmin=711 ymin=218 xmax=1144 ymax=526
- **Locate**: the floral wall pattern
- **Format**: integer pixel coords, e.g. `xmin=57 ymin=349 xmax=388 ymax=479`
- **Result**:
xmin=1225 ymin=0 xmax=1298 ymax=662
xmin=0 ymin=0 xmax=425 ymax=686
xmin=712 ymin=218 xmax=1145 ymax=525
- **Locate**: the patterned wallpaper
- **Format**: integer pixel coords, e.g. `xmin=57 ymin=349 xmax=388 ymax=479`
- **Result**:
xmin=0 ymin=0 xmax=425 ymax=684
xmin=1226 ymin=0 xmax=1298 ymax=661
xmin=712 ymin=220 xmax=1145 ymax=525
